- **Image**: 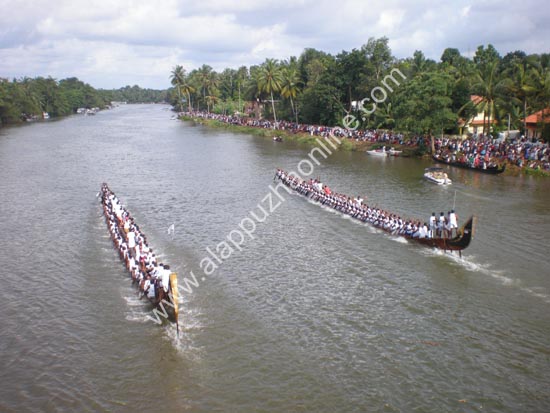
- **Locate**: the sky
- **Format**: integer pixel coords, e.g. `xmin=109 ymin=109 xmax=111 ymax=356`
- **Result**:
xmin=1 ymin=0 xmax=549 ymax=89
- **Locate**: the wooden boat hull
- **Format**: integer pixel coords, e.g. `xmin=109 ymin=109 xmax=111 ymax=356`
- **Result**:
xmin=403 ymin=216 xmax=475 ymax=251
xmin=432 ymin=155 xmax=505 ymax=174
xmin=276 ymin=172 xmax=474 ymax=252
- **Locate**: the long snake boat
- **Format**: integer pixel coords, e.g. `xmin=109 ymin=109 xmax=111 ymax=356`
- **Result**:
xmin=432 ymin=153 xmax=505 ymax=174
xmin=99 ymin=184 xmax=180 ymax=333
xmin=274 ymin=169 xmax=475 ymax=255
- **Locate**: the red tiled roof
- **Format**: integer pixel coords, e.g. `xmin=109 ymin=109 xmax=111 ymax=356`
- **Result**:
xmin=524 ymin=108 xmax=550 ymax=124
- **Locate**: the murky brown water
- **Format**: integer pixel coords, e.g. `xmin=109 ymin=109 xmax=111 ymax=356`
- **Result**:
xmin=1 ymin=104 xmax=549 ymax=412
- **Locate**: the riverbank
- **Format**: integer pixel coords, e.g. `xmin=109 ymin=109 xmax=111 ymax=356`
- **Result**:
xmin=179 ymin=114 xmax=421 ymax=157
xmin=180 ymin=113 xmax=550 ymax=177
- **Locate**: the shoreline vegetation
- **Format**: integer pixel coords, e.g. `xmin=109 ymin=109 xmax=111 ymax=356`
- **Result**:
xmin=179 ymin=112 xmax=550 ymax=177
xmin=0 ymin=77 xmax=167 ymax=126
xmin=168 ymin=40 xmax=550 ymax=145
xmin=167 ymin=40 xmax=550 ymax=177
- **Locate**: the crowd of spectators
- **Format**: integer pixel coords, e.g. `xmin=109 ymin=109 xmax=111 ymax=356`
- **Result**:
xmin=435 ymin=134 xmax=550 ymax=171
xmin=182 ymin=111 xmax=550 ymax=173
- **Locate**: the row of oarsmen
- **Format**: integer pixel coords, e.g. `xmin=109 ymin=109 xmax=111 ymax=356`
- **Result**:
xmin=100 ymin=183 xmax=172 ymax=301
xmin=275 ymin=169 xmax=458 ymax=238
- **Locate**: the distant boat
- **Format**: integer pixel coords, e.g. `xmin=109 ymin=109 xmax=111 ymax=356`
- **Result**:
xmin=432 ymin=154 xmax=505 ymax=174
xmin=424 ymin=167 xmax=452 ymax=185
xmin=367 ymin=146 xmax=389 ymax=157
xmin=273 ymin=136 xmax=283 ymax=142
xmin=367 ymin=146 xmax=402 ymax=157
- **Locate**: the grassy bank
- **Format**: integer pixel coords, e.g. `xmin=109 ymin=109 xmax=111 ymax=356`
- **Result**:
xmin=179 ymin=114 xmax=419 ymax=156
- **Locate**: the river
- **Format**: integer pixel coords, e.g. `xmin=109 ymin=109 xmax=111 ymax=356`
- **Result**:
xmin=0 ymin=104 xmax=549 ymax=412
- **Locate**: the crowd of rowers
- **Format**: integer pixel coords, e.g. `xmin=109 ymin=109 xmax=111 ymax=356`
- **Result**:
xmin=100 ymin=183 xmax=173 ymax=303
xmin=275 ymin=169 xmax=459 ymax=239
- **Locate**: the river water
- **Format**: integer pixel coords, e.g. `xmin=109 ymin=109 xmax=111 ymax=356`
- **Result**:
xmin=0 ymin=104 xmax=549 ymax=413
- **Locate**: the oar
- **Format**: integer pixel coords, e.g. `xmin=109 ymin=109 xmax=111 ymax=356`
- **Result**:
xmin=169 ymin=273 xmax=180 ymax=337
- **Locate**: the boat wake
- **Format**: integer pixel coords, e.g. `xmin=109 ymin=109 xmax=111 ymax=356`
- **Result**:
xmin=421 ymin=250 xmax=550 ymax=304
xmin=163 ymin=307 xmax=204 ymax=356
xmin=123 ymin=291 xmax=204 ymax=352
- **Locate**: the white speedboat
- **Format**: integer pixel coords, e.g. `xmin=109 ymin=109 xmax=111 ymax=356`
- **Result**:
xmin=424 ymin=167 xmax=452 ymax=185
xmin=367 ymin=146 xmax=388 ymax=157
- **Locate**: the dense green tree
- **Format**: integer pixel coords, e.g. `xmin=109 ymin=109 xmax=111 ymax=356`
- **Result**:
xmin=335 ymin=48 xmax=368 ymax=110
xmin=473 ymin=44 xmax=501 ymax=73
xmin=298 ymin=48 xmax=331 ymax=86
xmin=361 ymin=37 xmax=394 ymax=81
xmin=393 ymin=71 xmax=456 ymax=135
xmin=299 ymin=57 xmax=343 ymax=126
xmin=1 ymin=76 xmax=163 ymax=126
xmin=441 ymin=48 xmax=462 ymax=66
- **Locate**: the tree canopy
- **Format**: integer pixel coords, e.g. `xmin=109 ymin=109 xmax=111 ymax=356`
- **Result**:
xmin=0 ymin=77 xmax=167 ymax=125
xmin=168 ymin=40 xmax=550 ymax=139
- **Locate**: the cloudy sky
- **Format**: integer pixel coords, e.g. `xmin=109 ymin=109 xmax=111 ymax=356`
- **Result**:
xmin=1 ymin=0 xmax=549 ymax=89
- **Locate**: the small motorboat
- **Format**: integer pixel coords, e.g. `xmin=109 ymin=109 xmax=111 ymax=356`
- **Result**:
xmin=424 ymin=167 xmax=452 ymax=185
xmin=367 ymin=146 xmax=388 ymax=157
xmin=273 ymin=136 xmax=283 ymax=142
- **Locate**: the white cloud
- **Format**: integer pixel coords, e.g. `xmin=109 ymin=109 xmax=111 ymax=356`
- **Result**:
xmin=376 ymin=9 xmax=405 ymax=33
xmin=460 ymin=5 xmax=471 ymax=18
xmin=1 ymin=0 xmax=549 ymax=89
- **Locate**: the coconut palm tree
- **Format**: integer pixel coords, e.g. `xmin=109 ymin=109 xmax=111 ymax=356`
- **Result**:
xmin=470 ymin=60 xmax=506 ymax=135
xmin=170 ymin=65 xmax=186 ymax=111
xmin=280 ymin=66 xmax=301 ymax=123
xmin=197 ymin=65 xmax=218 ymax=111
xmin=502 ymin=59 xmax=537 ymax=134
xmin=180 ymin=80 xmax=195 ymax=112
xmin=257 ymin=59 xmax=283 ymax=124
xmin=205 ymin=95 xmax=219 ymax=113
xmin=236 ymin=66 xmax=248 ymax=113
